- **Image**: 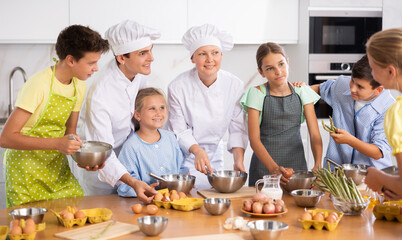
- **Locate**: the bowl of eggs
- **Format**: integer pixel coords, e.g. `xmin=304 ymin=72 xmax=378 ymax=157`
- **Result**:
xmin=9 ymin=207 xmax=47 ymax=224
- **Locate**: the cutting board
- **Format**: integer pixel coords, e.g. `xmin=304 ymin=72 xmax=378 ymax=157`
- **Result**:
xmin=197 ymin=187 xmax=256 ymax=199
xmin=161 ymin=233 xmax=246 ymax=240
xmin=54 ymin=221 xmax=139 ymax=240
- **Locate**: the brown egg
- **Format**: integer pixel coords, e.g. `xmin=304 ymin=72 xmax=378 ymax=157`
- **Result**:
xmin=162 ymin=192 xmax=171 ymax=202
xmin=328 ymin=212 xmax=339 ymax=220
xmin=10 ymin=225 xmax=22 ymax=235
xmin=169 ymin=190 xmax=177 ymax=195
xmin=63 ymin=212 xmax=74 ymax=220
xmin=10 ymin=219 xmax=19 ymax=229
xmin=60 ymin=209 xmax=69 ymax=217
xmin=131 ymin=204 xmax=143 ymax=214
xmin=70 ymin=206 xmax=79 ymax=214
xmin=74 ymin=210 xmax=86 ymax=219
xmin=146 ymin=205 xmax=159 ymax=215
xmin=154 ymin=192 xmax=163 ymax=201
xmin=170 ymin=192 xmax=180 ymax=201
xmin=22 ymin=224 xmax=35 ymax=234
xmin=312 ymin=213 xmax=324 ymax=221
xmin=300 ymin=212 xmax=312 ymax=221
xmin=325 ymin=215 xmax=338 ymax=223
xmin=178 ymin=192 xmax=187 ymax=199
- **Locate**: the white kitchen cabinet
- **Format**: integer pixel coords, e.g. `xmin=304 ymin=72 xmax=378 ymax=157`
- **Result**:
xmin=188 ymin=0 xmax=299 ymax=44
xmin=69 ymin=0 xmax=187 ymax=44
xmin=383 ymin=0 xmax=402 ymax=30
xmin=0 ymin=0 xmax=69 ymax=43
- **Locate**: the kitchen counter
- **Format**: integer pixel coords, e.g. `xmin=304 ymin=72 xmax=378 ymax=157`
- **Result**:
xmin=0 ymin=189 xmax=401 ymax=240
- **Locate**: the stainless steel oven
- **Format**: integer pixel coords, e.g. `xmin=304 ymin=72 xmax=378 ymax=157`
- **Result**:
xmin=308 ymin=8 xmax=382 ymax=118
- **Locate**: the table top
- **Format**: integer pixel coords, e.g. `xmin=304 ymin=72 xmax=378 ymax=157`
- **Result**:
xmin=1 ymin=189 xmax=401 ymax=240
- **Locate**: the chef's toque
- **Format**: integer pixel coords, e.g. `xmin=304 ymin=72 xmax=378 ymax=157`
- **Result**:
xmin=105 ymin=20 xmax=160 ymax=55
xmin=182 ymin=24 xmax=233 ymax=56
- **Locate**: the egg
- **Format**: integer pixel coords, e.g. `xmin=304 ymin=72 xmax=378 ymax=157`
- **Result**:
xmin=70 ymin=206 xmax=79 ymax=214
xmin=22 ymin=224 xmax=35 ymax=234
xmin=25 ymin=218 xmax=35 ymax=228
xmin=60 ymin=209 xmax=69 ymax=217
xmin=178 ymin=192 xmax=187 ymax=199
xmin=312 ymin=213 xmax=324 ymax=221
xmin=10 ymin=219 xmax=19 ymax=229
xmin=74 ymin=210 xmax=86 ymax=219
xmin=10 ymin=225 xmax=22 ymax=235
xmin=131 ymin=204 xmax=143 ymax=214
xmin=63 ymin=212 xmax=74 ymax=220
xmin=328 ymin=212 xmax=339 ymax=220
xmin=300 ymin=211 xmax=312 ymax=221
xmin=154 ymin=192 xmax=163 ymax=201
xmin=325 ymin=215 xmax=338 ymax=223
xmin=170 ymin=192 xmax=180 ymax=201
xmin=146 ymin=204 xmax=159 ymax=215
xmin=169 ymin=190 xmax=178 ymax=195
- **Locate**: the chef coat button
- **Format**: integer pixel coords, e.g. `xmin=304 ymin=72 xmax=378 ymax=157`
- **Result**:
xmin=155 ymin=144 xmax=159 ymax=149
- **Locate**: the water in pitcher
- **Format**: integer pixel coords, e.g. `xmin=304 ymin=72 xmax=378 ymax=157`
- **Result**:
xmin=261 ymin=188 xmax=283 ymax=200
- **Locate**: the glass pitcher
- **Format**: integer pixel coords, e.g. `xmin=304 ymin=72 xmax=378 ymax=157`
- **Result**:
xmin=255 ymin=174 xmax=283 ymax=200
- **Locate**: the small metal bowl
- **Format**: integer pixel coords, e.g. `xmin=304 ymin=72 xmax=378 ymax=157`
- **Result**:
xmin=382 ymin=166 xmax=399 ymax=175
xmin=281 ymin=171 xmax=315 ymax=193
xmin=203 ymin=198 xmax=231 ymax=215
xmin=137 ymin=216 xmax=168 ymax=236
xmin=247 ymin=220 xmax=288 ymax=240
xmin=71 ymin=141 xmax=112 ymax=168
xmin=9 ymin=207 xmax=47 ymax=224
xmin=290 ymin=189 xmax=324 ymax=208
xmin=342 ymin=164 xmax=369 ymax=185
xmin=159 ymin=174 xmax=196 ymax=194
xmin=207 ymin=170 xmax=247 ymax=193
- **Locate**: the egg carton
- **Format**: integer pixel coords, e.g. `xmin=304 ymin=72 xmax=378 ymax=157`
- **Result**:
xmin=0 ymin=226 xmax=8 ymax=240
xmin=298 ymin=209 xmax=344 ymax=231
xmin=154 ymin=198 xmax=204 ymax=211
xmin=8 ymin=232 xmax=37 ymax=240
xmin=373 ymin=200 xmax=402 ymax=223
xmin=81 ymin=208 xmax=113 ymax=224
xmin=51 ymin=210 xmax=87 ymax=228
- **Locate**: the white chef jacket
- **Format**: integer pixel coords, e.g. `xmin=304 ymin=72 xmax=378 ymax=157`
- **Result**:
xmin=167 ymin=68 xmax=248 ymax=189
xmin=76 ymin=60 xmax=147 ymax=195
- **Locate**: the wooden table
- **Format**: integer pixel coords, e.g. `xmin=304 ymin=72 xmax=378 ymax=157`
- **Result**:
xmin=1 ymin=189 xmax=401 ymax=239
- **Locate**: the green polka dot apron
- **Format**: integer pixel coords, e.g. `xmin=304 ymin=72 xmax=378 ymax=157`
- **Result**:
xmin=4 ymin=64 xmax=84 ymax=207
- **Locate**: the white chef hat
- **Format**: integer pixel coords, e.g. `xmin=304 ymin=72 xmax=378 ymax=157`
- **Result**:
xmin=105 ymin=20 xmax=161 ymax=55
xmin=182 ymin=24 xmax=233 ymax=56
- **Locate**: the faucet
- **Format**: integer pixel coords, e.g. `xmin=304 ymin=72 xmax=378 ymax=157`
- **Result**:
xmin=9 ymin=67 xmax=27 ymax=116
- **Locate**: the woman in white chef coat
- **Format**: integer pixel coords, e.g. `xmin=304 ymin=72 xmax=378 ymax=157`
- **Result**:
xmin=167 ymin=24 xmax=248 ymax=189
xmin=77 ymin=20 xmax=160 ymax=203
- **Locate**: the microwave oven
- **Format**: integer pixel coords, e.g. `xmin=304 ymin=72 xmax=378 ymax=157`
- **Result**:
xmin=309 ymin=9 xmax=382 ymax=54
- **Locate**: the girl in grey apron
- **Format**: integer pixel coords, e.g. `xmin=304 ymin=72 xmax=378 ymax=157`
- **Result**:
xmin=248 ymin=82 xmax=307 ymax=186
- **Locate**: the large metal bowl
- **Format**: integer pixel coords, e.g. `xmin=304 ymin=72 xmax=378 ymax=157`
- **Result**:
xmin=137 ymin=216 xmax=168 ymax=236
xmin=290 ymin=189 xmax=324 ymax=208
xmin=207 ymin=170 xmax=247 ymax=193
xmin=342 ymin=164 xmax=369 ymax=185
xmin=382 ymin=166 xmax=399 ymax=175
xmin=71 ymin=141 xmax=112 ymax=168
xmin=281 ymin=170 xmax=315 ymax=193
xmin=9 ymin=207 xmax=47 ymax=224
xmin=159 ymin=174 xmax=196 ymax=193
xmin=247 ymin=220 xmax=288 ymax=240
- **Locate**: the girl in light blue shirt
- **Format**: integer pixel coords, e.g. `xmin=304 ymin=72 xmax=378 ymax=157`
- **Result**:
xmin=117 ymin=88 xmax=188 ymax=197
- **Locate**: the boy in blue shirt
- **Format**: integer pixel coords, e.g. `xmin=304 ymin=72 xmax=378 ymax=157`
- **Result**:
xmin=297 ymin=55 xmax=395 ymax=168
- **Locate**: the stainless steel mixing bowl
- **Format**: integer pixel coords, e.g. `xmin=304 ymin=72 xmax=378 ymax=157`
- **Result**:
xmin=247 ymin=220 xmax=288 ymax=240
xmin=207 ymin=170 xmax=247 ymax=193
xmin=381 ymin=165 xmax=399 ymax=175
xmin=342 ymin=164 xmax=369 ymax=185
xmin=281 ymin=170 xmax=315 ymax=193
xmin=137 ymin=216 xmax=168 ymax=236
xmin=159 ymin=174 xmax=196 ymax=193
xmin=9 ymin=207 xmax=47 ymax=224
xmin=203 ymin=198 xmax=231 ymax=215
xmin=71 ymin=141 xmax=112 ymax=168
xmin=290 ymin=189 xmax=324 ymax=208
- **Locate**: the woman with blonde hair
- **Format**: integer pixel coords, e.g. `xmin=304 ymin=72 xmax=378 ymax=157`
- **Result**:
xmin=365 ymin=28 xmax=402 ymax=200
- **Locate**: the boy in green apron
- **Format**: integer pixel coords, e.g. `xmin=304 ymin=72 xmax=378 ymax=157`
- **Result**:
xmin=0 ymin=25 xmax=109 ymax=207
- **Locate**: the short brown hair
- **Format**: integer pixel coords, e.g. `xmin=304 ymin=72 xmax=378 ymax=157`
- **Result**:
xmin=352 ymin=55 xmax=380 ymax=89
xmin=56 ymin=25 xmax=109 ymax=61
xmin=133 ymin=88 xmax=167 ymax=131
xmin=256 ymin=42 xmax=287 ymax=72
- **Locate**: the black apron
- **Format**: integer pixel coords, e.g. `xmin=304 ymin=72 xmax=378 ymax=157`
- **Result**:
xmin=249 ymin=83 xmax=307 ymax=186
